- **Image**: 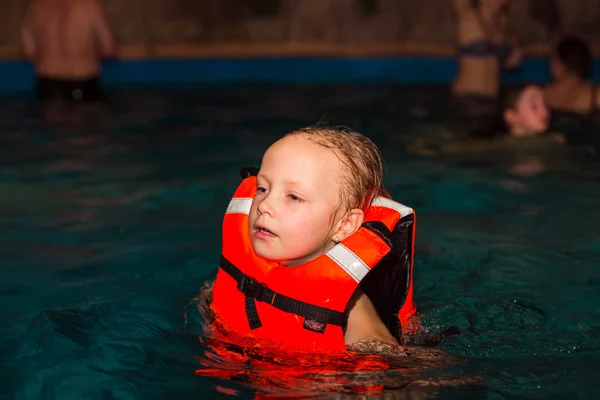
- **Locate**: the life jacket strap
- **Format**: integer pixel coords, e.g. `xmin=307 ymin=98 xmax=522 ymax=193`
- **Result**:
xmin=220 ymin=256 xmax=346 ymax=333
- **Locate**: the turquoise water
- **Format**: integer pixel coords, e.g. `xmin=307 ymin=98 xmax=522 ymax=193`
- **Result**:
xmin=1 ymin=85 xmax=599 ymax=399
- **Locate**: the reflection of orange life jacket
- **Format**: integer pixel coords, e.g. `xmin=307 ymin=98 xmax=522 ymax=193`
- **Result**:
xmin=211 ymin=168 xmax=417 ymax=351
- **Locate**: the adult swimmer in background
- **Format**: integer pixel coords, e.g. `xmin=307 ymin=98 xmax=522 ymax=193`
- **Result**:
xmin=452 ymin=0 xmax=523 ymax=104
xmin=544 ymin=35 xmax=599 ymax=117
xmin=20 ymin=0 xmax=116 ymax=103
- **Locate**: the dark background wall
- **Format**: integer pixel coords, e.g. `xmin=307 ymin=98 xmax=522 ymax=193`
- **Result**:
xmin=2 ymin=0 xmax=600 ymax=57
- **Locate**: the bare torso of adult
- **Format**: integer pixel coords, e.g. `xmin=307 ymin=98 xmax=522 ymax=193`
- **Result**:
xmin=544 ymin=80 xmax=598 ymax=116
xmin=452 ymin=0 xmax=509 ymax=98
xmin=23 ymin=0 xmax=114 ymax=78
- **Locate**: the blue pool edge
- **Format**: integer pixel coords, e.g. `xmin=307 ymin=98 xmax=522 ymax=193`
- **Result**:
xmin=2 ymin=56 xmax=600 ymax=93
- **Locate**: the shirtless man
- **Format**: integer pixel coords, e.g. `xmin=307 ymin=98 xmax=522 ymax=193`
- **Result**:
xmin=544 ymin=35 xmax=599 ymax=116
xmin=20 ymin=0 xmax=116 ymax=102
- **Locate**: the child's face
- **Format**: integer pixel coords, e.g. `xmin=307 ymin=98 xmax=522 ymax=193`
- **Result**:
xmin=506 ymin=85 xmax=550 ymax=136
xmin=249 ymin=136 xmax=343 ymax=266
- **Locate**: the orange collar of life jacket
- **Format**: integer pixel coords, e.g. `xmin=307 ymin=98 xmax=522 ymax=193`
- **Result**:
xmin=211 ymin=168 xmax=417 ymax=351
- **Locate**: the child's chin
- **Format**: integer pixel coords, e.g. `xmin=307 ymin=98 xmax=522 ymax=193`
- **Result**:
xmin=252 ymin=245 xmax=278 ymax=261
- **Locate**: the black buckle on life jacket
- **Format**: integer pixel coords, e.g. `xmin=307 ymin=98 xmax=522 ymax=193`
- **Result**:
xmin=219 ymin=256 xmax=346 ymax=333
xmin=238 ymin=275 xmax=265 ymax=300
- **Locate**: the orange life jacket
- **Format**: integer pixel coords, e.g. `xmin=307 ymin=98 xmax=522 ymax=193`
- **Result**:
xmin=211 ymin=168 xmax=417 ymax=351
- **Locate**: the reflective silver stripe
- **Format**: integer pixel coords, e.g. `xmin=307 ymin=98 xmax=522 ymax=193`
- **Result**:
xmin=225 ymin=198 xmax=252 ymax=215
xmin=326 ymin=244 xmax=370 ymax=283
xmin=371 ymin=197 xmax=413 ymax=217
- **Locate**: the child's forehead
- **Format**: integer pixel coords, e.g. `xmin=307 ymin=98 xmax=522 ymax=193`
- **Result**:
xmin=265 ymin=136 xmax=336 ymax=160
xmin=522 ymin=85 xmax=541 ymax=98
xmin=260 ymin=137 xmax=344 ymax=181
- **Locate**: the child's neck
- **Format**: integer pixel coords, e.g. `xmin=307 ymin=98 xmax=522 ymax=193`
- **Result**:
xmin=281 ymin=241 xmax=336 ymax=267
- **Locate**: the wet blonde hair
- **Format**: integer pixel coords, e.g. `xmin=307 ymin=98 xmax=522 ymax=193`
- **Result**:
xmin=284 ymin=126 xmax=386 ymax=213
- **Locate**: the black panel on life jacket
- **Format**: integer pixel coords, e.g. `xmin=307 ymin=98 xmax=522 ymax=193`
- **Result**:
xmin=240 ymin=167 xmax=259 ymax=178
xmin=358 ymin=214 xmax=414 ymax=342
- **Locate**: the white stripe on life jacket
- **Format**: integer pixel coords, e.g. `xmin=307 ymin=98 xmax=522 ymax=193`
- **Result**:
xmin=326 ymin=244 xmax=370 ymax=283
xmin=371 ymin=197 xmax=413 ymax=218
xmin=226 ymin=198 xmax=253 ymax=215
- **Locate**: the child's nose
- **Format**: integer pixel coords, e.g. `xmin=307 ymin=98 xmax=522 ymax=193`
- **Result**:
xmin=257 ymin=193 xmax=276 ymax=216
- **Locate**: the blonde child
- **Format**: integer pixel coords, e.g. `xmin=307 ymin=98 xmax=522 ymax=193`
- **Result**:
xmin=209 ymin=126 xmax=419 ymax=355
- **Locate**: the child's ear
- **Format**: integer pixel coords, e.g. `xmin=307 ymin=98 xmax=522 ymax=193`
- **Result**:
xmin=334 ymin=209 xmax=364 ymax=242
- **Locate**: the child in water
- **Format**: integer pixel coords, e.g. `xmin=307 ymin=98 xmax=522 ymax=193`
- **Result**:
xmin=468 ymin=84 xmax=565 ymax=177
xmin=468 ymin=83 xmax=552 ymax=142
xmin=497 ymin=84 xmax=551 ymax=137
xmin=409 ymin=84 xmax=559 ymax=158
xmin=205 ymin=126 xmax=422 ymax=356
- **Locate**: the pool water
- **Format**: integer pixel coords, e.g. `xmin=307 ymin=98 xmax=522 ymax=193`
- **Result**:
xmin=1 ymin=84 xmax=599 ymax=399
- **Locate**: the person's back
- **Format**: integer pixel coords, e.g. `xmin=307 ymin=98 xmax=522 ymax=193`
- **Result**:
xmin=21 ymin=0 xmax=115 ymax=101
xmin=544 ymin=36 xmax=598 ymax=116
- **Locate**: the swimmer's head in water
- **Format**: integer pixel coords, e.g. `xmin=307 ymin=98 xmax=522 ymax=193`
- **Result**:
xmin=552 ymin=35 xmax=591 ymax=81
xmin=249 ymin=126 xmax=384 ymax=266
xmin=503 ymin=84 xmax=550 ymax=137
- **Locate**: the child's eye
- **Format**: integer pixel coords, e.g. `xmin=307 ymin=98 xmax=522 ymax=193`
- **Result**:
xmin=288 ymin=194 xmax=303 ymax=202
xmin=257 ymin=186 xmax=268 ymax=194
